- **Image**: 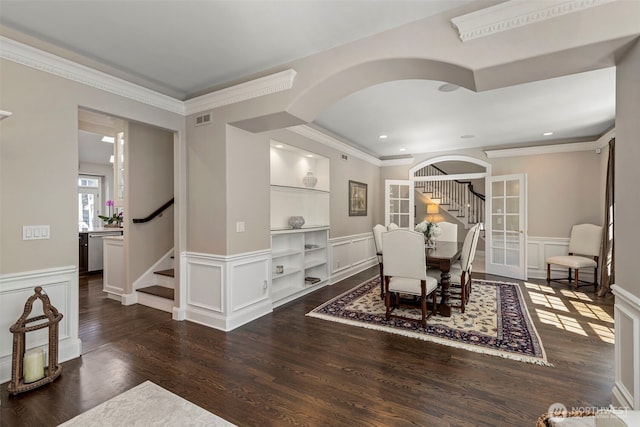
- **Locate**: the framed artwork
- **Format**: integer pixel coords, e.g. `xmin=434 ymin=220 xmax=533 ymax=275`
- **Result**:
xmin=348 ymin=180 xmax=367 ymax=216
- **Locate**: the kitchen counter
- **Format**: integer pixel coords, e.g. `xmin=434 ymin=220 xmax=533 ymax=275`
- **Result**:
xmin=79 ymin=228 xmax=123 ymax=274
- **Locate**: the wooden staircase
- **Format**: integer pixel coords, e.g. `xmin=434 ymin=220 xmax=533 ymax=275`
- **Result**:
xmin=136 ymin=255 xmax=175 ymax=312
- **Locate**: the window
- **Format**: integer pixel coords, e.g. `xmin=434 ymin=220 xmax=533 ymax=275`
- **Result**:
xmin=78 ymin=175 xmax=101 ymax=229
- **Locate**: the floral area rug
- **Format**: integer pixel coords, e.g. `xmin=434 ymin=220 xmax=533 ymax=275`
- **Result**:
xmin=307 ymin=276 xmax=552 ymax=366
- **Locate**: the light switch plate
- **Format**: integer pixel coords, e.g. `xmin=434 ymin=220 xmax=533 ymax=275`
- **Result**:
xmin=236 ymin=221 xmax=245 ymax=233
xmin=23 ymin=225 xmax=50 ymax=240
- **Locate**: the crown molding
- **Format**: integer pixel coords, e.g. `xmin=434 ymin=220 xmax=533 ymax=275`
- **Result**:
xmin=0 ymin=36 xmax=297 ymax=118
xmin=0 ymin=36 xmax=185 ymax=115
xmin=595 ymin=128 xmax=615 ymax=149
xmin=0 ymin=110 xmax=12 ymax=121
xmin=451 ymin=0 xmax=616 ymax=42
xmin=287 ymin=125 xmax=382 ymax=167
xmin=484 ymin=140 xmax=596 ymax=158
xmin=184 ymin=69 xmax=297 ymax=116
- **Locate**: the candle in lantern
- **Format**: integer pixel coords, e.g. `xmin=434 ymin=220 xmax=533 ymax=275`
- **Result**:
xmin=23 ymin=349 xmax=45 ymax=383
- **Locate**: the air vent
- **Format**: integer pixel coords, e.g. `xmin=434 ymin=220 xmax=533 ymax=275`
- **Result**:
xmin=195 ymin=112 xmax=212 ymax=126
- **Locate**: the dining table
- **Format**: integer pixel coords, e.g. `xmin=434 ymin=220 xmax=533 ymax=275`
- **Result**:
xmin=426 ymin=241 xmax=462 ymax=317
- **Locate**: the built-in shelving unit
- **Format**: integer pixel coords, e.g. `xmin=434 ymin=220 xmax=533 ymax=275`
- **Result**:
xmin=270 ymin=141 xmax=330 ymax=307
xmin=271 ymin=227 xmax=329 ymax=307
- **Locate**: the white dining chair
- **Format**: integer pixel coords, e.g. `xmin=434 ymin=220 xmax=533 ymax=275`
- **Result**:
xmin=436 ymin=221 xmax=458 ymax=242
xmin=383 ymin=229 xmax=438 ymax=327
xmin=373 ymin=224 xmax=387 ymax=299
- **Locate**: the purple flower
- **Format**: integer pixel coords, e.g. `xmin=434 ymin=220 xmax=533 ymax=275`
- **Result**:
xmin=118 ymin=212 xmax=123 ymax=217
xmin=106 ymin=200 xmax=114 ymax=207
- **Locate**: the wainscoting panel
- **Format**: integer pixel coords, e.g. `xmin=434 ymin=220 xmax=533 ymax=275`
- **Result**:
xmin=329 ymin=232 xmax=377 ymax=284
xmin=0 ymin=266 xmax=81 ymax=384
xmin=182 ymin=250 xmax=271 ymax=332
xmin=612 ymin=285 xmax=640 ymax=410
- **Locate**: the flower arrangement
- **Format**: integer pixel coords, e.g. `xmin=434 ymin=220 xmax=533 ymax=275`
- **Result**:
xmin=415 ymin=220 xmax=441 ymax=245
xmin=99 ymin=200 xmax=123 ymax=227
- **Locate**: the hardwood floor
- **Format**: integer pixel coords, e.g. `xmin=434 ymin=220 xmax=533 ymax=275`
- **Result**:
xmin=1 ymin=267 xmax=615 ymax=426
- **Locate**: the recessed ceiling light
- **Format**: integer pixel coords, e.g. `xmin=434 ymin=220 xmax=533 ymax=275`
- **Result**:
xmin=399 ymin=148 xmax=406 ymax=152
xmin=275 ymin=144 xmax=283 ymax=148
xmin=101 ymin=136 xmax=115 ymax=143
xmin=306 ymin=154 xmax=313 ymax=158
xmin=438 ymin=83 xmax=460 ymax=92
xmin=543 ymin=132 xmax=553 ymax=136
xmin=460 ymin=134 xmax=475 ymax=139
xmin=379 ymin=135 xmax=388 ymax=139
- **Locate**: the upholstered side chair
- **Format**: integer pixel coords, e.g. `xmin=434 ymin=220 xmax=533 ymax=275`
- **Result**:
xmin=546 ymin=224 xmax=603 ymax=290
xmin=383 ymin=229 xmax=438 ymax=327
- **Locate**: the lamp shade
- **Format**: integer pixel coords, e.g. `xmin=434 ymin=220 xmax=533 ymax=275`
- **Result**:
xmin=427 ymin=204 xmax=439 ymax=214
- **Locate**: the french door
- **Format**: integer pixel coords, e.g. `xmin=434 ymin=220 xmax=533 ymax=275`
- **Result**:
xmin=384 ymin=180 xmax=414 ymax=229
xmin=486 ymin=174 xmax=527 ymax=280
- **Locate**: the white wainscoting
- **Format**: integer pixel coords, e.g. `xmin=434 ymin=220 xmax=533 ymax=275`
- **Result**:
xmin=182 ymin=250 xmax=272 ymax=332
xmin=612 ymin=285 xmax=640 ymax=410
xmin=0 ymin=266 xmax=82 ymax=384
xmin=329 ymin=232 xmax=377 ymax=284
xmin=527 ymin=236 xmax=596 ymax=282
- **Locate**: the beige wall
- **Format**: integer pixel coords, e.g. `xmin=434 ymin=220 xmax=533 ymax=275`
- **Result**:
xmin=127 ymin=121 xmax=174 ymax=286
xmin=0 ymin=60 xmax=184 ymax=275
xmin=381 ymin=149 xmax=604 ymax=239
xmin=616 ymin=40 xmax=640 ymax=298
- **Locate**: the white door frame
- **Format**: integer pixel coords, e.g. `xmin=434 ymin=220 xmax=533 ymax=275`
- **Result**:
xmin=384 ymin=179 xmax=414 ymax=229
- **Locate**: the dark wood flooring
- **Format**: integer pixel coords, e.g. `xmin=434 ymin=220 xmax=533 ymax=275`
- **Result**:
xmin=1 ymin=267 xmax=615 ymax=426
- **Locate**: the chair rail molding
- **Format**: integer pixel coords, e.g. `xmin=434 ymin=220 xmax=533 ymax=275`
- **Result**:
xmin=611 ymin=284 xmax=640 ymax=410
xmin=0 ymin=266 xmax=81 ymax=384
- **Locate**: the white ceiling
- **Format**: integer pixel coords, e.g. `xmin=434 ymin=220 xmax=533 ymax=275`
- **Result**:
xmin=0 ymin=0 xmax=616 ymax=158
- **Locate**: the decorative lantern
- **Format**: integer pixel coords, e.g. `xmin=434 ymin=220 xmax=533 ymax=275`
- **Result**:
xmin=302 ymin=170 xmax=317 ymax=188
xmin=8 ymin=287 xmax=63 ymax=394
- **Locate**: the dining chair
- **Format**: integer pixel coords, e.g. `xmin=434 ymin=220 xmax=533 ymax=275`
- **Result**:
xmin=372 ymin=224 xmax=387 ymax=299
xmin=383 ymin=229 xmax=438 ymax=327
xmin=429 ymin=223 xmax=480 ymax=312
xmin=546 ymin=224 xmax=603 ymax=290
xmin=436 ymin=221 xmax=458 ymax=242
xmin=387 ymin=223 xmax=400 ymax=231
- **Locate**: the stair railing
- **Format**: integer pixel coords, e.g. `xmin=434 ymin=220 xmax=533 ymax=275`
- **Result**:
xmin=132 ymin=198 xmax=174 ymax=224
xmin=414 ymin=165 xmax=484 ymax=226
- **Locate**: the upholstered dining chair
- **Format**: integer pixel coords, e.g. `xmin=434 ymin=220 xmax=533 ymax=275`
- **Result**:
xmin=387 ymin=222 xmax=400 ymax=231
xmin=546 ymin=224 xmax=603 ymax=290
xmin=428 ymin=223 xmax=480 ymax=312
xmin=373 ymin=224 xmax=387 ymax=299
xmin=383 ymin=229 xmax=438 ymax=327
xmin=436 ymin=221 xmax=458 ymax=242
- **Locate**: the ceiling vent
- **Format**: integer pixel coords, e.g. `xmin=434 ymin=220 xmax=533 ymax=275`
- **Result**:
xmin=195 ymin=112 xmax=212 ymax=126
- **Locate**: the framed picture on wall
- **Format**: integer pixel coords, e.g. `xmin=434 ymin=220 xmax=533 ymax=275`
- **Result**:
xmin=348 ymin=180 xmax=367 ymax=216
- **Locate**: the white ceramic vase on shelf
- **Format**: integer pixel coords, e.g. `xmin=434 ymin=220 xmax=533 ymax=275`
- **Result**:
xmin=302 ymin=171 xmax=317 ymax=188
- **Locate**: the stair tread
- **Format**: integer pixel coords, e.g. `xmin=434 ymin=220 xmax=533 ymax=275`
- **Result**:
xmin=154 ymin=269 xmax=175 ymax=277
xmin=137 ymin=285 xmax=174 ymax=300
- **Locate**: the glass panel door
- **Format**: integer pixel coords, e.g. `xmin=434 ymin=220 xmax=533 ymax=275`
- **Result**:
xmin=486 ymin=174 xmax=527 ymax=280
xmin=385 ymin=180 xmax=413 ymax=229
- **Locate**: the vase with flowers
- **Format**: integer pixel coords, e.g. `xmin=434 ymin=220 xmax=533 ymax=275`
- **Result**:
xmin=415 ymin=220 xmax=441 ymax=248
xmin=99 ymin=200 xmax=123 ymax=228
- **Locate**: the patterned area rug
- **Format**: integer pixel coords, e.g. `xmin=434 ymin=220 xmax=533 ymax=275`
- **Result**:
xmin=307 ymin=276 xmax=552 ymax=366
xmin=58 ymin=381 xmax=236 ymax=426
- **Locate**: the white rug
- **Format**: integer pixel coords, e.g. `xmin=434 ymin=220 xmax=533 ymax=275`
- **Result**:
xmin=58 ymin=381 xmax=236 ymax=426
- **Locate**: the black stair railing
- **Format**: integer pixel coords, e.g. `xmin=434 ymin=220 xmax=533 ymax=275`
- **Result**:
xmin=132 ymin=198 xmax=174 ymax=224
xmin=414 ymin=165 xmax=485 ymax=225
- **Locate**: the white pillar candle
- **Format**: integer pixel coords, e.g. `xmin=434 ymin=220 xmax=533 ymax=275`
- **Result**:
xmin=23 ymin=349 xmax=45 ymax=383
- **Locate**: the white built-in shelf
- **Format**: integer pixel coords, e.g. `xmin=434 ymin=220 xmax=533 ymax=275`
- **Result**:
xmin=272 ymin=268 xmax=302 ymax=280
xmin=272 ymin=249 xmax=301 ymax=259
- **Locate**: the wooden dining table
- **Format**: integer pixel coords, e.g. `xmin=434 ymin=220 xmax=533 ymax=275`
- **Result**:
xmin=426 ymin=241 xmax=462 ymax=317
